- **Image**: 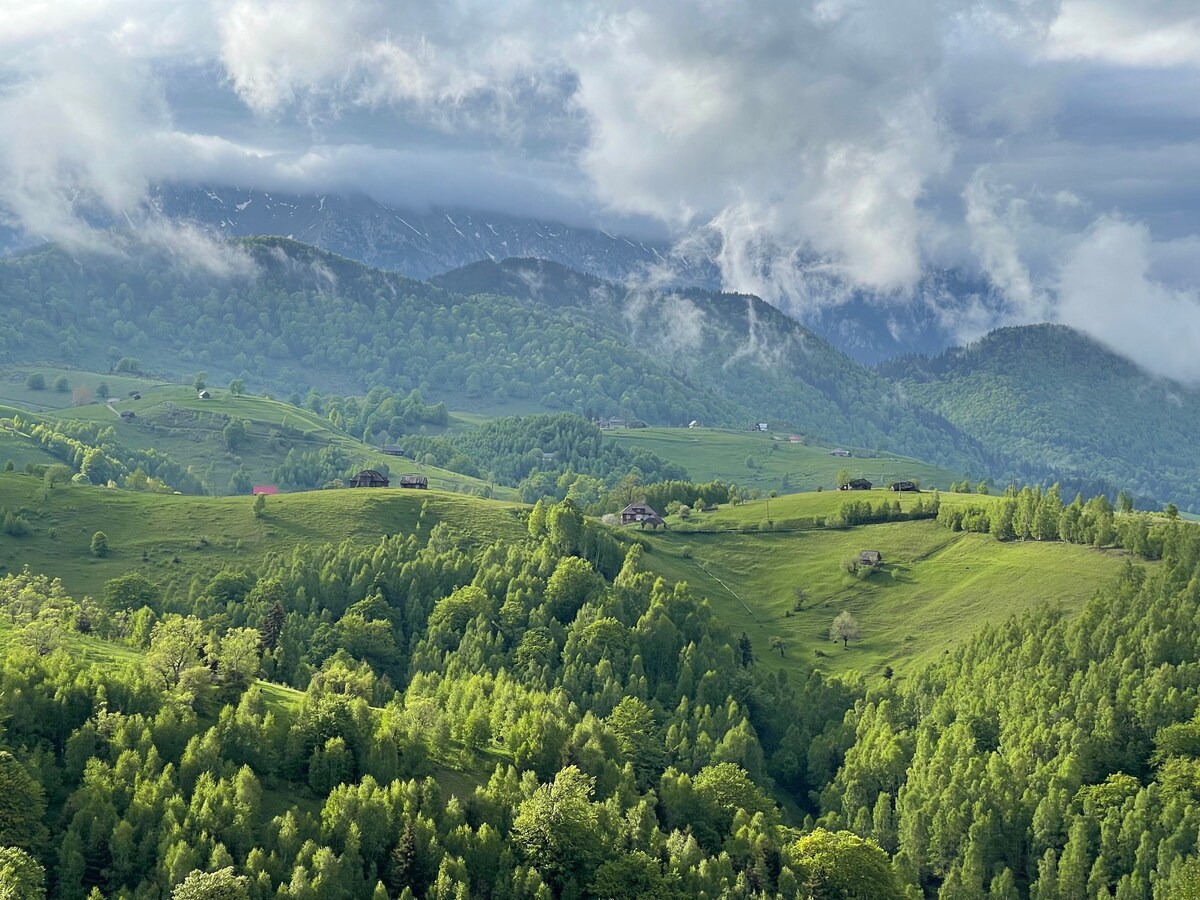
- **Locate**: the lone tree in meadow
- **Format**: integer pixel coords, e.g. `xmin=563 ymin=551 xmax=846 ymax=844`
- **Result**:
xmin=830 ymin=610 xmax=862 ymax=649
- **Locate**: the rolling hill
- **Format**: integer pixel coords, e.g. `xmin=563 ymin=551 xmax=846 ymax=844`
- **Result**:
xmin=881 ymin=324 xmax=1200 ymax=510
xmin=0 ymin=237 xmax=1002 ymax=483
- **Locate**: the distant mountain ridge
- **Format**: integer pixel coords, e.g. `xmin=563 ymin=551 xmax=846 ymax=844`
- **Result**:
xmin=142 ymin=185 xmax=996 ymax=364
xmin=881 ymin=324 xmax=1200 ymax=509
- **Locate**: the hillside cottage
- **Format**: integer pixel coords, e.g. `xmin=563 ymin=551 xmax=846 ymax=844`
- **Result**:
xmin=889 ymin=480 xmax=919 ymax=492
xmin=830 ymin=449 xmax=851 ymax=457
xmin=251 ymin=485 xmax=278 ymax=495
xmin=841 ymin=478 xmax=872 ymax=491
xmin=688 ymin=420 xmax=701 ymax=428
xmin=349 ymin=469 xmax=390 ymax=488
xmin=197 ymin=390 xmax=211 ymax=399
xmin=382 ymin=445 xmax=408 ymax=457
xmin=858 ymin=550 xmax=883 ymax=567
xmin=621 ymin=501 xmax=660 ymax=525
xmin=119 ymin=411 xmax=135 ymax=421
xmin=398 ymin=474 xmax=428 ymax=489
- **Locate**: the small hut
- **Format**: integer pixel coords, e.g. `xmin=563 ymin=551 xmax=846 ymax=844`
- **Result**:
xmin=841 ymin=478 xmax=872 ymax=491
xmin=197 ymin=389 xmax=211 ymax=399
xmin=640 ymin=514 xmax=667 ymax=530
xmin=398 ymin=474 xmax=428 ymax=489
xmin=119 ymin=410 xmax=136 ymax=421
xmin=889 ymin=480 xmax=919 ymax=492
xmin=858 ymin=550 xmax=883 ymax=568
xmin=349 ymin=469 xmax=390 ymax=488
xmin=251 ymin=485 xmax=278 ymax=495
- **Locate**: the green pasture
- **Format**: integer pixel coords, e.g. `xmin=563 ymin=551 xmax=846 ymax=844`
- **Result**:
xmin=0 ymin=472 xmax=526 ymax=600
xmin=0 ymin=383 xmax=513 ymax=499
xmin=605 ymin=426 xmax=963 ymax=494
xmin=636 ymin=497 xmax=1132 ymax=679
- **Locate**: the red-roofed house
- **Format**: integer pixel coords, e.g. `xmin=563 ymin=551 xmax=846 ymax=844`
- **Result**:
xmin=252 ymin=485 xmax=279 ymax=495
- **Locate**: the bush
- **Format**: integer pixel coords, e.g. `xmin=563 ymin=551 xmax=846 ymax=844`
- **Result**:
xmin=53 ymin=375 xmax=69 ymax=392
xmin=25 ymin=374 xmax=45 ymax=390
xmin=90 ymin=531 xmax=109 ymax=557
xmin=3 ymin=512 xmax=30 ymax=537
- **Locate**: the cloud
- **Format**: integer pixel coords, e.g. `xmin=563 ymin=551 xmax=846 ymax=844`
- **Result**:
xmin=2 ymin=0 xmax=1200 ymax=383
xmin=1044 ymin=0 xmax=1200 ymax=67
xmin=1057 ymin=215 xmax=1200 ymax=382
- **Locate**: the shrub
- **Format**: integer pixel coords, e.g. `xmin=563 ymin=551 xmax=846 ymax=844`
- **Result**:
xmin=25 ymin=374 xmax=45 ymax=390
xmin=90 ymin=531 xmax=109 ymax=557
xmin=53 ymin=375 xmax=69 ymax=392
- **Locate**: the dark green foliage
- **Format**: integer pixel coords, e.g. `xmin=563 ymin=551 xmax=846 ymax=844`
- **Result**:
xmin=25 ymin=373 xmax=44 ymax=390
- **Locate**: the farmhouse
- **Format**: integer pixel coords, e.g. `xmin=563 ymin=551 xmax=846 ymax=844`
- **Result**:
xmin=349 ymin=469 xmax=390 ymax=488
xmin=197 ymin=390 xmax=211 ymax=399
xmin=889 ymin=480 xmax=919 ymax=492
xmin=688 ymin=420 xmax=701 ymax=428
xmin=841 ymin=478 xmax=873 ymax=491
xmin=621 ymin=501 xmax=660 ymax=525
xmin=830 ymin=449 xmax=851 ymax=457
xmin=398 ymin=474 xmax=428 ymax=489
xmin=858 ymin=550 xmax=883 ymax=567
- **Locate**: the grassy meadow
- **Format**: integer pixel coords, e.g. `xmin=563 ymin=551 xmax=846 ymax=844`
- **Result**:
xmin=634 ymin=489 xmax=1134 ymax=679
xmin=0 ymin=383 xmax=513 ymax=499
xmin=605 ymin=426 xmax=963 ymax=494
xmin=0 ymin=472 xmax=526 ymax=600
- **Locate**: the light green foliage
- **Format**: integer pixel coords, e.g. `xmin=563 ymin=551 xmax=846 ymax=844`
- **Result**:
xmin=789 ymin=829 xmax=902 ymax=899
xmin=0 ymin=846 xmax=46 ymax=899
xmin=171 ymin=867 xmax=249 ymax=900
xmin=0 ymin=755 xmax=47 ymax=852
xmin=145 ymin=614 xmax=208 ymax=689
xmin=513 ymin=766 xmax=604 ymax=890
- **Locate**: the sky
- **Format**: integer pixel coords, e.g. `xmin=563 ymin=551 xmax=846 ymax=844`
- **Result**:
xmin=2 ymin=0 xmax=1200 ymax=379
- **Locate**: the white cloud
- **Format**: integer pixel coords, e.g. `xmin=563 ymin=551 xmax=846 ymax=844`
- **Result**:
xmin=1057 ymin=216 xmax=1200 ymax=382
xmin=1045 ymin=0 xmax=1200 ymax=67
xmin=3 ymin=0 xmax=1200 ymax=382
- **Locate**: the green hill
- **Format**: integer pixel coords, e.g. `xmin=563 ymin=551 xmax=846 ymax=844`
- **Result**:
xmin=0 ymin=471 xmax=525 ymax=599
xmin=604 ymin=426 xmax=962 ymax=494
xmin=433 ymin=258 xmax=1001 ymax=477
xmin=0 ymin=240 xmax=1004 ymax=482
xmin=0 ymin=383 xmax=507 ymax=498
xmin=0 ymin=472 xmax=1130 ymax=683
xmin=881 ymin=323 xmax=1200 ymax=510
xmin=630 ymin=490 xmax=1135 ymax=677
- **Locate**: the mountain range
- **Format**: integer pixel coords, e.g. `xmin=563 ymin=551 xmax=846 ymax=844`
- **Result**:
xmin=136 ymin=185 xmax=1003 ymax=364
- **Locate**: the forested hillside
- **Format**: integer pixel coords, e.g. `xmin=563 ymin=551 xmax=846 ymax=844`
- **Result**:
xmin=0 ymin=239 xmax=738 ymax=427
xmin=819 ymin=528 xmax=1200 ymax=897
xmin=882 ymin=325 xmax=1200 ymax=511
xmin=0 ymin=489 xmax=879 ymax=898
xmin=433 ymin=259 xmax=999 ymax=477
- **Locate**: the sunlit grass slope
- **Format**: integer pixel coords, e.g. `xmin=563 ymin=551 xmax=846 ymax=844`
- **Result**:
xmin=0 ymin=472 xmax=525 ymax=599
xmin=0 ymin=383 xmax=512 ymax=498
xmin=606 ymin=426 xmax=964 ymax=494
xmin=634 ymin=490 xmax=1134 ymax=679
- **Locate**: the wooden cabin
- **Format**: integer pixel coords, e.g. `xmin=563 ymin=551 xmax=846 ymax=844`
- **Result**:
xmin=858 ymin=550 xmax=883 ymax=567
xmin=621 ymin=502 xmax=660 ymax=525
xmin=830 ymin=449 xmax=851 ymax=457
xmin=398 ymin=474 xmax=428 ymax=489
xmin=349 ymin=469 xmax=390 ymax=488
xmin=840 ymin=478 xmax=873 ymax=491
xmin=197 ymin=389 xmax=211 ymax=399
xmin=889 ymin=480 xmax=919 ymax=492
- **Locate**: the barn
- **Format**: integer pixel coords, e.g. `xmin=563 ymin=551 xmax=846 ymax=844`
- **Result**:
xmin=349 ymin=470 xmax=390 ymax=488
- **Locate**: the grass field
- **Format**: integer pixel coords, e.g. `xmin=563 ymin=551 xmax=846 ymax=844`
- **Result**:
xmin=605 ymin=426 xmax=964 ymax=494
xmin=0 ymin=472 xmax=526 ymax=600
xmin=0 ymin=469 xmax=1138 ymax=686
xmin=634 ymin=489 xmax=1135 ymax=679
xmin=0 ymin=383 xmax=513 ymax=499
